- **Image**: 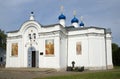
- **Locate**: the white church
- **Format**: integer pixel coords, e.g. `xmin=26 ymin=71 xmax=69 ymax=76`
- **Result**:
xmin=6 ymin=8 xmax=113 ymax=70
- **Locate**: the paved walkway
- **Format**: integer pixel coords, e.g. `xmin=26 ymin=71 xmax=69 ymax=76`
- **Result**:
xmin=0 ymin=68 xmax=109 ymax=79
xmin=0 ymin=68 xmax=80 ymax=79
xmin=0 ymin=68 xmax=57 ymax=79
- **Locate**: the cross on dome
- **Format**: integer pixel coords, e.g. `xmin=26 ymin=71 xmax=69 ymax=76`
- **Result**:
xmin=60 ymin=5 xmax=64 ymax=13
xmin=58 ymin=6 xmax=66 ymax=20
xmin=71 ymin=10 xmax=79 ymax=23
xmin=73 ymin=10 xmax=76 ymax=16
xmin=80 ymin=16 xmax=83 ymax=21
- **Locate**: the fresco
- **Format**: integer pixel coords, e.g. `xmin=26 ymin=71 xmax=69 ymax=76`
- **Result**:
xmin=11 ymin=43 xmax=18 ymax=56
xmin=76 ymin=42 xmax=82 ymax=55
xmin=45 ymin=39 xmax=54 ymax=55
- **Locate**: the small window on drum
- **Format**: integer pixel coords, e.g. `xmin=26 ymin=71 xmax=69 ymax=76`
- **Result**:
xmin=28 ymin=34 xmax=32 ymax=39
xmin=33 ymin=33 xmax=36 ymax=39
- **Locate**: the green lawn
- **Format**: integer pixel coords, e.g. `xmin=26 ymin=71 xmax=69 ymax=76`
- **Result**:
xmin=34 ymin=67 xmax=120 ymax=79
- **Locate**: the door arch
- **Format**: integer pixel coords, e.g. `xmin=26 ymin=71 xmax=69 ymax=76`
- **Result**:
xmin=28 ymin=46 xmax=36 ymax=67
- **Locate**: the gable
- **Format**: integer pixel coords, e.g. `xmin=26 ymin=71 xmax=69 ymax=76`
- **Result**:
xmin=19 ymin=20 xmax=41 ymax=34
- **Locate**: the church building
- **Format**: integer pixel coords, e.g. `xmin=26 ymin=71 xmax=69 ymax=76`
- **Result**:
xmin=6 ymin=9 xmax=113 ymax=70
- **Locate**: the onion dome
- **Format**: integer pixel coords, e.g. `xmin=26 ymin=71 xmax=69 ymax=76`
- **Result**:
xmin=79 ymin=16 xmax=84 ymax=26
xmin=58 ymin=13 xmax=66 ymax=20
xmin=71 ymin=16 xmax=79 ymax=23
xmin=80 ymin=21 xmax=84 ymax=26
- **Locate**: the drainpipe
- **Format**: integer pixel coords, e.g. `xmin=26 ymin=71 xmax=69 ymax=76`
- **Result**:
xmin=104 ymin=29 xmax=108 ymax=70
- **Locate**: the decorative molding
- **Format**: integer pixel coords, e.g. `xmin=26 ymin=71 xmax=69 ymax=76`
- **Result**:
xmin=7 ymin=35 xmax=22 ymax=40
xmin=38 ymin=30 xmax=59 ymax=36
xmin=106 ymin=37 xmax=112 ymax=40
xmin=38 ymin=30 xmax=66 ymax=37
xmin=68 ymin=33 xmax=105 ymax=37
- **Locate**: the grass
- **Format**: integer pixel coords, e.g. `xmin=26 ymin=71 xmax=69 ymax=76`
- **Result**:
xmin=34 ymin=67 xmax=120 ymax=79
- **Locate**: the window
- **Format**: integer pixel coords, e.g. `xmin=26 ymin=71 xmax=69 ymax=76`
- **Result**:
xmin=33 ymin=33 xmax=36 ymax=39
xmin=28 ymin=34 xmax=32 ymax=39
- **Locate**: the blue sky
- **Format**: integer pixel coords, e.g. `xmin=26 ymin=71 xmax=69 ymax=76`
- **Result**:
xmin=0 ymin=0 xmax=120 ymax=46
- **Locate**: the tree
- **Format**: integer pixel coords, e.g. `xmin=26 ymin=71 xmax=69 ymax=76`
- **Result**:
xmin=0 ymin=29 xmax=6 ymax=49
xmin=112 ymin=43 xmax=120 ymax=66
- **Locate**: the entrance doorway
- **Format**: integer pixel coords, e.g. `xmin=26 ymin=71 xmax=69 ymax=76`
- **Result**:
xmin=32 ymin=51 xmax=36 ymax=67
xmin=28 ymin=47 xmax=39 ymax=68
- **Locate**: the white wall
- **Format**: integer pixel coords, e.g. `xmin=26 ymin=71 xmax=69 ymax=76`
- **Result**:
xmin=88 ymin=35 xmax=106 ymax=70
xmin=6 ymin=38 xmax=22 ymax=67
xmin=67 ymin=35 xmax=89 ymax=67
xmin=67 ymin=28 xmax=110 ymax=70
xmin=6 ymin=20 xmax=113 ymax=70
xmin=38 ymin=36 xmax=61 ymax=69
xmin=6 ymin=21 xmax=64 ymax=69
xmin=59 ymin=34 xmax=67 ymax=69
xmin=106 ymin=33 xmax=113 ymax=69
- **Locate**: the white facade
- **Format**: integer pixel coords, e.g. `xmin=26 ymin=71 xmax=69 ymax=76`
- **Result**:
xmin=6 ymin=13 xmax=113 ymax=70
